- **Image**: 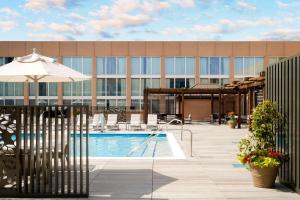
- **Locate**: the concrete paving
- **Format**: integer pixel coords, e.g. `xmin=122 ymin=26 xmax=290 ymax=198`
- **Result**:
xmin=88 ymin=123 xmax=300 ymax=200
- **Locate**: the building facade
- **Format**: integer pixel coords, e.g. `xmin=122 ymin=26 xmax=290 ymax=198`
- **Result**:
xmin=0 ymin=41 xmax=299 ymax=119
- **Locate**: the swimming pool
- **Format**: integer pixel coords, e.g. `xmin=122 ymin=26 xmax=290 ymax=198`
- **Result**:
xmin=70 ymin=133 xmax=184 ymax=158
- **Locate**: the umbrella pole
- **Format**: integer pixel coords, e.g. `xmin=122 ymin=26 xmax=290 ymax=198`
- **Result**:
xmin=34 ymin=77 xmax=38 ymax=105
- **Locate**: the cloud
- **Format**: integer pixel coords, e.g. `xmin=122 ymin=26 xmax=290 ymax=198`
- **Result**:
xmin=261 ymin=29 xmax=300 ymax=40
xmin=277 ymin=1 xmax=290 ymax=8
xmin=100 ymin=32 xmax=115 ymax=39
xmin=68 ymin=12 xmax=86 ymax=21
xmin=49 ymin=22 xmax=85 ymax=35
xmin=168 ymin=0 xmax=195 ymax=7
xmin=28 ymin=33 xmax=74 ymax=40
xmin=24 ymin=0 xmax=81 ymax=11
xmin=237 ymin=1 xmax=256 ymax=11
xmin=26 ymin=21 xmax=46 ymax=30
xmin=0 ymin=21 xmax=17 ymax=31
xmin=0 ymin=8 xmax=20 ymax=17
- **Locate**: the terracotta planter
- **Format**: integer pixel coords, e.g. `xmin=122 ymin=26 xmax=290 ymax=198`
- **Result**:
xmin=250 ymin=165 xmax=279 ymax=188
xmin=228 ymin=121 xmax=236 ymax=129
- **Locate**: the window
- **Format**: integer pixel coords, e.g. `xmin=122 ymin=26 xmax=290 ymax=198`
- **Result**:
xmin=96 ymin=78 xmax=126 ymax=97
xmin=63 ymin=56 xmax=92 ymax=98
xmin=165 ymin=57 xmax=195 ymax=75
xmin=97 ymin=57 xmax=126 ymax=75
xmin=131 ymin=78 xmax=160 ymax=96
xmin=234 ymin=56 xmax=264 ymax=77
xmin=131 ymin=57 xmax=160 ymax=75
xmin=166 ymin=78 xmax=194 ymax=88
xmin=200 ymin=57 xmax=230 ymax=76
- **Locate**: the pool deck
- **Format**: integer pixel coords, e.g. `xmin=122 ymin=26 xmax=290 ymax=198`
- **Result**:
xmin=89 ymin=123 xmax=300 ymax=200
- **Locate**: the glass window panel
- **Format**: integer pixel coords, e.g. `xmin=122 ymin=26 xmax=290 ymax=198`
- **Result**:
xmin=200 ymin=78 xmax=209 ymax=84
xmin=63 ymin=100 xmax=71 ymax=105
xmin=117 ymin=78 xmax=126 ymax=96
xmin=39 ymin=82 xmax=47 ymax=96
xmin=0 ymin=100 xmax=4 ymax=106
xmin=131 ymin=57 xmax=140 ymax=75
xmin=106 ymin=57 xmax=117 ymax=74
xmin=200 ymin=57 xmax=209 ymax=75
xmin=151 ymin=99 xmax=160 ymax=114
xmin=83 ymin=80 xmax=91 ymax=96
xmin=175 ymin=78 xmax=185 ymax=88
xmin=5 ymin=83 xmax=14 ymax=96
xmin=83 ymin=99 xmax=92 ymax=106
xmin=210 ymin=78 xmax=219 ymax=85
xmin=255 ymin=57 xmax=264 ymax=75
xmin=220 ymin=57 xmax=230 ymax=75
xmin=97 ymin=99 xmax=106 ymax=107
xmin=97 ymin=57 xmax=105 ymax=75
xmin=210 ymin=57 xmax=219 ymax=75
xmin=62 ymin=57 xmax=72 ymax=67
xmin=16 ymin=99 xmax=24 ymax=105
xmin=221 ymin=78 xmax=230 ymax=85
xmin=106 ymin=78 xmax=116 ymax=96
xmin=118 ymin=99 xmax=126 ymax=107
xmin=4 ymin=57 xmax=13 ymax=64
xmin=175 ymin=57 xmax=185 ymax=75
xmin=0 ymin=82 xmax=4 ymax=96
xmin=141 ymin=57 xmax=151 ymax=74
xmin=49 ymin=99 xmax=57 ymax=105
xmin=72 ymin=99 xmax=82 ymax=105
xmin=166 ymin=78 xmax=174 ymax=88
xmin=72 ymin=57 xmax=82 ymax=72
xmin=186 ymin=57 xmax=195 ymax=75
xmin=244 ymin=57 xmax=255 ymax=76
xmin=5 ymin=99 xmax=14 ymax=105
xmin=107 ymin=99 xmax=117 ymax=107
xmin=186 ymin=78 xmax=195 ymax=88
xmin=152 ymin=57 xmax=160 ymax=75
xmin=72 ymin=81 xmax=82 ymax=96
xmin=117 ymin=57 xmax=126 ymax=75
xmin=49 ymin=83 xmax=57 ymax=96
xmin=152 ymin=78 xmax=160 ymax=88
xmin=165 ymin=57 xmax=174 ymax=75
xmin=0 ymin=57 xmax=4 ymax=65
xmin=63 ymin=82 xmax=71 ymax=96
xmin=15 ymin=83 xmax=23 ymax=96
xmin=97 ymin=79 xmax=105 ymax=96
xmin=29 ymin=83 xmax=35 ymax=96
xmin=83 ymin=57 xmax=92 ymax=75
xmin=131 ymin=99 xmax=140 ymax=110
xmin=131 ymin=78 xmax=140 ymax=96
xmin=234 ymin=57 xmax=243 ymax=76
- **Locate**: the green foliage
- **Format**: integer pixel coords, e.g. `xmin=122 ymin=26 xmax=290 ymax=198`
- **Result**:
xmin=237 ymin=100 xmax=286 ymax=168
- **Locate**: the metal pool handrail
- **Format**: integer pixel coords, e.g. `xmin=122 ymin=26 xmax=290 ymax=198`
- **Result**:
xmin=164 ymin=119 xmax=193 ymax=157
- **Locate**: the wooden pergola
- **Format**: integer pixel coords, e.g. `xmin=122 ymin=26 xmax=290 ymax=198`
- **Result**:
xmin=143 ymin=75 xmax=265 ymax=128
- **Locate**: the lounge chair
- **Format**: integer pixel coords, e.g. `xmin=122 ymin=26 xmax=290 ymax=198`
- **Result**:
xmin=146 ymin=114 xmax=158 ymax=130
xmin=97 ymin=113 xmax=105 ymax=132
xmin=106 ymin=114 xmax=119 ymax=130
xmin=184 ymin=114 xmax=192 ymax=124
xmin=91 ymin=114 xmax=100 ymax=130
xmin=77 ymin=114 xmax=87 ymax=130
xmin=129 ymin=114 xmax=142 ymax=130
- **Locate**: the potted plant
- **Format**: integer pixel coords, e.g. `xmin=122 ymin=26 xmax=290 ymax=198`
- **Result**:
xmin=237 ymin=100 xmax=287 ymax=188
xmin=228 ymin=112 xmax=236 ymax=128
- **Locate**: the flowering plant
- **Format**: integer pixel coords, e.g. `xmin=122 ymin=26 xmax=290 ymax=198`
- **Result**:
xmin=237 ymin=100 xmax=288 ymax=168
xmin=228 ymin=112 xmax=235 ymax=122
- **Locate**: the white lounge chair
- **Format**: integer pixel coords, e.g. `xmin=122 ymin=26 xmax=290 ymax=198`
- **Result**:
xmin=146 ymin=114 xmax=158 ymax=130
xmin=91 ymin=114 xmax=100 ymax=130
xmin=129 ymin=114 xmax=142 ymax=130
xmin=77 ymin=114 xmax=87 ymax=130
xmin=106 ymin=114 xmax=119 ymax=130
xmin=184 ymin=114 xmax=192 ymax=124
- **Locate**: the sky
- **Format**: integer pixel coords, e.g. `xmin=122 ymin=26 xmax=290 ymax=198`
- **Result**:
xmin=0 ymin=0 xmax=299 ymax=41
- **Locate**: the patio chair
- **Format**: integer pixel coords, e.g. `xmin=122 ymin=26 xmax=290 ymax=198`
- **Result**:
xmin=146 ymin=114 xmax=158 ymax=130
xmin=184 ymin=114 xmax=192 ymax=124
xmin=106 ymin=114 xmax=119 ymax=130
xmin=91 ymin=113 xmax=100 ymax=130
xmin=129 ymin=114 xmax=142 ymax=130
xmin=97 ymin=113 xmax=105 ymax=132
xmin=77 ymin=114 xmax=87 ymax=130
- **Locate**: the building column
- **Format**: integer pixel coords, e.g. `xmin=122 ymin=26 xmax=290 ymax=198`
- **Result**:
xmin=24 ymin=81 xmax=29 ymax=105
xmin=195 ymin=56 xmax=200 ymax=84
xmin=126 ymin=56 xmax=131 ymax=107
xmin=57 ymin=56 xmax=63 ymax=105
xmin=229 ymin=56 xmax=234 ymax=83
xmin=92 ymin=45 xmax=97 ymax=114
xmin=160 ymin=56 xmax=166 ymax=113
xmin=237 ymin=92 xmax=241 ymax=129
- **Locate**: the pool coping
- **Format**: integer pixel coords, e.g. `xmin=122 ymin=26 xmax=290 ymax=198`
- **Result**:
xmin=85 ymin=131 xmax=186 ymax=160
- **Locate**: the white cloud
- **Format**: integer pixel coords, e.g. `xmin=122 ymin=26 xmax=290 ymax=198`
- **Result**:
xmin=24 ymin=0 xmax=80 ymax=11
xmin=142 ymin=0 xmax=170 ymax=13
xmin=0 ymin=8 xmax=20 ymax=17
xmin=237 ymin=1 xmax=256 ymax=11
xmin=169 ymin=0 xmax=195 ymax=7
xmin=28 ymin=33 xmax=74 ymax=40
xmin=261 ymin=29 xmax=300 ymax=40
xmin=69 ymin=12 xmax=86 ymax=21
xmin=0 ymin=20 xmax=17 ymax=31
xmin=277 ymin=1 xmax=290 ymax=8
xmin=26 ymin=21 xmax=46 ymax=30
xmin=49 ymin=22 xmax=85 ymax=35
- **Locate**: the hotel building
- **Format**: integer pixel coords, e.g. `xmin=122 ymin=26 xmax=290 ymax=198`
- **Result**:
xmin=0 ymin=41 xmax=299 ymax=120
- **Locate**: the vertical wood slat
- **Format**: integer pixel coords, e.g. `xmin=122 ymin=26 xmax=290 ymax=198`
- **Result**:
xmin=73 ymin=107 xmax=77 ymax=194
xmin=41 ymin=107 xmax=47 ymax=193
xmin=48 ymin=106 xmax=53 ymax=194
xmin=23 ymin=107 xmax=28 ymax=193
xmin=61 ymin=107 xmax=65 ymax=194
xmin=79 ymin=107 xmax=83 ymax=194
xmin=67 ymin=107 xmax=71 ymax=193
xmin=36 ymin=106 xmax=41 ymax=193
xmin=54 ymin=106 xmax=59 ymax=194
xmin=296 ymin=56 xmax=300 ymax=189
xmin=86 ymin=106 xmax=89 ymax=195
xmin=16 ymin=107 xmax=21 ymax=193
xmin=29 ymin=107 xmax=34 ymax=193
xmin=292 ymin=57 xmax=297 ymax=186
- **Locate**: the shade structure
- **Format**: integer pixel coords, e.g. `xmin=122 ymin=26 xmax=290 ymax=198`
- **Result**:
xmin=0 ymin=49 xmax=91 ymax=105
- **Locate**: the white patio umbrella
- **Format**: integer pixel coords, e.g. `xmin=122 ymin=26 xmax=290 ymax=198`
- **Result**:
xmin=0 ymin=49 xmax=90 ymax=105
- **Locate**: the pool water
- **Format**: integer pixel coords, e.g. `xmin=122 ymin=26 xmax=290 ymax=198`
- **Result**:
xmin=70 ymin=133 xmax=179 ymax=158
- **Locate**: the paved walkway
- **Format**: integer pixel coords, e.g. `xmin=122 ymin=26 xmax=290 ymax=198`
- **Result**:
xmin=89 ymin=124 xmax=300 ymax=200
